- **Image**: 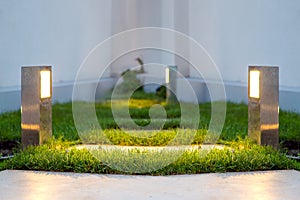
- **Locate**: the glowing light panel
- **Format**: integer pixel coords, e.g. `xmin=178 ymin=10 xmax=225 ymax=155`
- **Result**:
xmin=250 ymin=70 xmax=260 ymax=98
xmin=165 ymin=67 xmax=170 ymax=84
xmin=40 ymin=70 xmax=51 ymax=98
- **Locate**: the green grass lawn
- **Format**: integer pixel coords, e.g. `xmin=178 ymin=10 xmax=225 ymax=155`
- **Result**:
xmin=1 ymin=99 xmax=299 ymax=144
xmin=1 ymin=139 xmax=299 ymax=175
xmin=0 ymin=91 xmax=299 ymax=174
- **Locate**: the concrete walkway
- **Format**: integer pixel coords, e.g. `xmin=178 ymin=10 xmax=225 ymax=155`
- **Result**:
xmin=0 ymin=170 xmax=299 ymax=200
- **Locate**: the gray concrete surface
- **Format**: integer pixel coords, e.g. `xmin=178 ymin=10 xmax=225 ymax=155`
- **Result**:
xmin=0 ymin=170 xmax=299 ymax=200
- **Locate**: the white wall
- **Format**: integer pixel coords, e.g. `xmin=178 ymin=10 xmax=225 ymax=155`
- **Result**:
xmin=0 ymin=0 xmax=111 ymax=112
xmin=1 ymin=0 xmax=300 ymax=112
xmin=0 ymin=0 xmax=111 ymax=86
xmin=188 ymin=0 xmax=300 ymax=111
xmin=189 ymin=0 xmax=300 ymax=87
xmin=110 ymin=0 xmax=165 ymax=76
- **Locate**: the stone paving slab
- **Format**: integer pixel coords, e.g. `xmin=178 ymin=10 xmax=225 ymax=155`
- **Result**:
xmin=0 ymin=170 xmax=299 ymax=200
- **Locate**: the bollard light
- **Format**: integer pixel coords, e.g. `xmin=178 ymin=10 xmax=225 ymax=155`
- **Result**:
xmin=21 ymin=66 xmax=52 ymax=147
xmin=248 ymin=66 xmax=279 ymax=148
xmin=165 ymin=66 xmax=177 ymax=103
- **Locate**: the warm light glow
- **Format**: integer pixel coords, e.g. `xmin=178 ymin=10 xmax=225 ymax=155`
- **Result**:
xmin=250 ymin=70 xmax=260 ymax=98
xmin=40 ymin=70 xmax=51 ymax=98
xmin=21 ymin=123 xmax=40 ymax=131
xmin=165 ymin=67 xmax=170 ymax=84
xmin=260 ymin=123 xmax=279 ymax=131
